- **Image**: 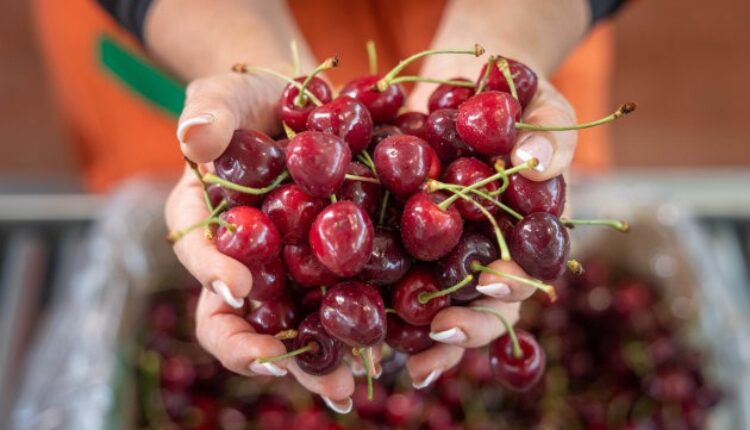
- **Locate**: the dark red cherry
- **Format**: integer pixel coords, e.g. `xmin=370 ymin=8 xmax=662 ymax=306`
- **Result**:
xmin=509 ymin=212 xmax=570 ymax=280
xmin=294 ymin=313 xmax=343 ymax=375
xmin=300 ymin=286 xmax=324 ymax=312
xmin=503 ymin=173 xmax=566 ymax=216
xmin=161 ymin=355 xmax=196 ymax=390
xmin=476 ymin=58 xmax=538 ymax=108
xmin=437 ymin=233 xmax=498 ymax=302
xmin=442 ymin=157 xmax=499 ymax=221
xmin=261 ymin=184 xmax=326 ymax=245
xmin=247 ymin=258 xmax=286 ymax=301
xmin=338 ymin=162 xmax=382 ymax=218
xmin=283 ymin=244 xmax=339 ymax=287
xmin=385 ymin=313 xmax=434 ymax=353
xmin=359 ymin=228 xmax=412 ymax=286
xmin=340 ymin=75 xmax=405 ymax=124
xmin=206 ymin=183 xmax=225 ymax=208
xmin=215 ymin=206 xmax=281 ymax=265
xmin=428 ymin=78 xmax=475 ymax=112
xmin=246 ymin=296 xmax=301 ymax=335
xmin=613 ymin=280 xmax=652 ymax=316
xmin=489 ymin=329 xmax=545 ymax=392
xmin=368 ymin=124 xmax=402 ymax=151
xmin=353 ymin=381 xmax=388 ymax=419
xmin=319 ymin=281 xmax=386 ymax=347
xmin=401 ymin=191 xmax=463 ymax=261
xmin=306 ymin=97 xmax=373 ymax=154
xmin=456 ymin=91 xmax=522 ymax=156
xmin=285 ymin=131 xmax=351 ymax=198
xmin=392 ymin=267 xmax=449 ymax=326
xmin=393 ymin=111 xmax=427 ymax=140
xmin=279 ymin=76 xmax=333 ymax=132
xmin=373 ymin=135 xmax=435 ymax=198
xmin=309 ymin=201 xmax=374 ymax=277
xmin=424 ymin=108 xmax=474 ymax=163
xmin=214 ymin=129 xmax=285 ymax=206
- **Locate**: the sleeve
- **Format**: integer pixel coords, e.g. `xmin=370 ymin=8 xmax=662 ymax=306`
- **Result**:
xmin=588 ymin=0 xmax=628 ymax=24
xmin=95 ymin=0 xmax=155 ymax=41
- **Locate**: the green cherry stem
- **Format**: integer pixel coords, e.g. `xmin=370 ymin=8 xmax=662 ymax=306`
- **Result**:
xmin=359 ymin=347 xmax=374 ymax=400
xmin=290 ymin=39 xmax=301 ymax=76
xmin=375 ymin=44 xmax=485 ymax=91
xmin=567 ymin=259 xmax=584 ymax=275
xmin=282 ymin=122 xmax=297 ymax=139
xmin=561 ymin=218 xmax=630 ymax=233
xmin=294 ymin=56 xmax=339 ymax=107
xmin=167 ymin=205 xmax=234 ymax=243
xmin=232 ymin=64 xmax=323 ymax=106
xmin=274 ymin=329 xmax=299 ymax=341
xmin=379 ymin=190 xmax=390 ymax=225
xmin=203 ymin=171 xmax=289 ymax=195
xmin=344 ymin=174 xmax=381 ymax=184
xmin=257 ymin=342 xmax=317 ymax=364
xmin=475 ymin=55 xmax=496 ymax=94
xmin=497 ymin=57 xmax=518 ymax=101
xmin=470 ymin=261 xmax=557 ymax=302
xmin=515 ymin=102 xmax=637 ymax=131
xmin=185 ymin=158 xmax=214 ymax=212
xmin=356 ymin=151 xmax=377 ymax=174
xmin=470 ymin=306 xmax=522 ymax=359
xmin=384 ymin=308 xmax=397 ymax=314
xmin=367 ymin=40 xmax=378 ymax=75
xmin=387 ymin=76 xmax=477 ymax=87
xmin=330 ymin=194 xmax=337 ymax=204
xmin=418 ymin=274 xmax=473 ymax=304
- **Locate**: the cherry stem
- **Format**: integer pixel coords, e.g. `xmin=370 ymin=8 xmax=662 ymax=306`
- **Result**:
xmin=344 ymin=174 xmax=381 ymax=184
xmin=232 ymin=64 xmax=323 ymax=106
xmin=257 ymin=342 xmax=317 ymax=364
xmin=384 ymin=308 xmax=397 ymax=314
xmin=290 ymin=39 xmax=301 ymax=76
xmin=282 ymin=121 xmax=297 ymax=139
xmin=387 ymin=76 xmax=477 ymax=87
xmin=185 ymin=158 xmax=214 ymax=211
xmin=167 ymin=210 xmax=234 ymax=243
xmin=376 ymin=44 xmax=485 ymax=91
xmin=475 ymin=55 xmax=496 ymax=94
xmin=561 ymin=218 xmax=630 ymax=233
xmin=367 ymin=40 xmax=378 ymax=75
xmin=418 ymin=274 xmax=474 ymax=304
xmin=497 ymin=57 xmax=518 ymax=101
xmin=359 ymin=346 xmax=374 ymax=400
xmin=356 ymin=151 xmax=377 ymax=174
xmin=294 ymin=56 xmax=339 ymax=107
xmin=470 ymin=261 xmax=557 ymax=302
xmin=274 ymin=329 xmax=299 ymax=340
xmin=470 ymin=306 xmax=523 ymax=359
xmin=515 ymin=102 xmax=637 ymax=131
xmin=330 ymin=194 xmax=337 ymax=203
xmin=567 ymin=259 xmax=584 ymax=275
xmin=378 ymin=190 xmax=390 ymax=225
xmin=203 ymin=171 xmax=289 ymax=195
xmin=320 ymin=285 xmax=327 ymax=295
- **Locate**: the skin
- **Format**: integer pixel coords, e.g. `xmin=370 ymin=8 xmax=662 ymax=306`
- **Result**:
xmin=157 ymin=0 xmax=590 ymax=409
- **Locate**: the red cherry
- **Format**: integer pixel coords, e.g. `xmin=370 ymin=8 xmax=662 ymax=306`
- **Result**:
xmin=489 ymin=329 xmax=545 ymax=392
xmin=338 ymin=162 xmax=382 ymax=218
xmin=353 ymin=381 xmax=388 ymax=419
xmin=247 ymin=258 xmax=287 ymax=301
xmin=206 ymin=183 xmax=225 ymax=208
xmin=306 ymin=97 xmax=373 ymax=154
xmin=385 ymin=391 xmax=424 ymax=427
xmin=282 ymin=244 xmax=339 ymax=287
xmin=285 ymin=131 xmax=351 ymax=198
xmin=385 ymin=313 xmax=434 ymax=353
xmin=442 ymin=157 xmax=500 ymax=221
xmin=319 ymin=281 xmax=386 ymax=347
xmin=309 ymin=201 xmax=374 ymax=277
xmin=613 ymin=280 xmax=652 ymax=316
xmin=503 ymin=173 xmax=566 ymax=217
xmin=476 ymin=58 xmax=538 ymax=108
xmin=456 ymin=91 xmax=522 ymax=156
xmin=359 ymin=227 xmax=412 ymax=286
xmin=340 ymin=74 xmax=405 ymax=124
xmin=509 ymin=212 xmax=570 ymax=280
xmin=437 ymin=233 xmax=498 ymax=302
xmin=393 ymin=111 xmax=428 ymax=140
xmin=215 ymin=206 xmax=281 ymax=265
xmin=279 ymin=76 xmax=333 ymax=132
xmin=261 ymin=184 xmax=326 ymax=245
xmin=392 ymin=267 xmax=449 ymax=326
xmin=294 ymin=313 xmax=343 ymax=375
xmin=368 ymin=124 xmax=403 ymax=151
xmin=424 ymin=108 xmax=474 ymax=163
xmin=373 ymin=135 xmax=436 ymax=198
xmin=400 ymin=191 xmax=463 ymax=261
xmin=161 ymin=355 xmax=196 ymax=390
xmin=428 ymin=77 xmax=475 ymax=112
xmin=246 ymin=296 xmax=301 ymax=335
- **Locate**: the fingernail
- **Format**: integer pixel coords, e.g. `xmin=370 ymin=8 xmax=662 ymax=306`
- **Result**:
xmin=212 ymin=280 xmax=244 ymax=309
xmin=429 ymin=327 xmax=468 ymax=345
xmin=515 ymin=135 xmax=553 ymax=172
xmin=412 ymin=369 xmax=442 ymax=390
xmin=374 ymin=364 xmax=383 ymax=379
xmin=322 ymin=396 xmax=353 ymax=414
xmin=249 ymin=360 xmax=287 ymax=377
xmin=177 ymin=113 xmax=214 ymax=143
xmin=477 ymin=282 xmax=511 ymax=298
xmin=350 ymin=361 xmax=366 ymax=376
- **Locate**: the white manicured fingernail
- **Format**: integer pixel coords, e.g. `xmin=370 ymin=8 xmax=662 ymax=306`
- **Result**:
xmin=515 ymin=135 xmax=552 ymax=172
xmin=429 ymin=327 xmax=467 ymax=345
xmin=412 ymin=369 xmax=442 ymax=389
xmin=350 ymin=361 xmax=366 ymax=376
xmin=477 ymin=282 xmax=511 ymax=298
xmin=212 ymin=280 xmax=244 ymax=309
xmin=249 ymin=360 xmax=287 ymax=377
xmin=322 ymin=396 xmax=353 ymax=414
xmin=374 ymin=364 xmax=383 ymax=379
xmin=177 ymin=113 xmax=214 ymax=143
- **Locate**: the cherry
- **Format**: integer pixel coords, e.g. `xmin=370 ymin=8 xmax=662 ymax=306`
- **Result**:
xmin=161 ymin=354 xmax=197 ymax=390
xmin=338 ymin=162 xmax=382 ymax=218
xmin=509 ymin=212 xmax=570 ymax=280
xmin=282 ymin=244 xmax=339 ymax=287
xmin=319 ymin=281 xmax=386 ymax=347
xmin=148 ymin=301 xmax=178 ymax=334
xmin=393 ymin=111 xmax=427 ymax=140
xmin=285 ymin=131 xmax=351 ymax=198
xmin=214 ymin=129 xmax=285 ymax=206
xmin=400 ymin=191 xmax=463 ymax=261
xmin=442 ymin=157 xmax=500 ymax=221
xmin=206 ymin=183 xmax=225 ymax=208
xmin=279 ymin=76 xmax=333 ymax=132
xmin=261 ymin=184 xmax=326 ymax=245
xmin=373 ymin=135 xmax=437 ymax=198
xmin=293 ymin=313 xmax=343 ymax=375
xmin=428 ymin=78 xmax=475 ymax=112
xmin=613 ymin=280 xmax=652 ymax=316
xmin=340 ymin=75 xmax=405 ymax=124
xmin=368 ymin=124 xmax=402 ymax=151
xmin=437 ymin=233 xmax=498 ymax=302
xmin=359 ymin=227 xmax=412 ymax=286
xmin=215 ymin=206 xmax=281 ymax=265
xmin=247 ymin=258 xmax=287 ymax=301
xmin=246 ymin=296 xmax=301 ymax=335
xmin=476 ymin=57 xmax=538 ymax=108
xmin=385 ymin=391 xmax=425 ymax=427
xmin=385 ymin=313 xmax=434 ymax=353
xmin=306 ymin=96 xmax=373 ymax=154
xmin=489 ymin=328 xmax=545 ymax=392
xmin=309 ymin=201 xmax=374 ymax=277
xmin=456 ymin=91 xmax=522 ymax=156
xmin=392 ymin=267 xmax=450 ymax=326
xmin=503 ymin=173 xmax=566 ymax=217
xmin=299 ymin=286 xmax=324 ymax=312
xmin=424 ymin=108 xmax=474 ymax=163
xmin=353 ymin=381 xmax=388 ymax=419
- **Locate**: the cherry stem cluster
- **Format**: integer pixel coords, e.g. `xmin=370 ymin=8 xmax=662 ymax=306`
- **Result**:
xmin=257 ymin=342 xmax=317 ymax=364
xmin=470 ymin=306 xmax=523 ymax=359
xmin=294 ymin=56 xmax=339 ymax=107
xmin=376 ymin=44 xmax=485 ymax=91
xmin=418 ymin=274 xmax=474 ymax=304
xmin=470 ymin=261 xmax=557 ymax=302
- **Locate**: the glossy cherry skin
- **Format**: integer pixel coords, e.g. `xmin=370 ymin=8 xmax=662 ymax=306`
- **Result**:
xmin=294 ymin=313 xmax=343 ymax=375
xmin=247 ymin=258 xmax=287 ymax=301
xmin=437 ymin=233 xmax=498 ymax=302
xmin=373 ymin=135 xmax=435 ymax=198
xmin=476 ymin=58 xmax=538 ymax=108
xmin=359 ymin=228 xmax=412 ymax=286
xmin=424 ymin=109 xmax=474 ymax=163
xmin=394 ymin=111 xmax=428 ymax=140
xmin=400 ymin=192 xmax=463 ymax=261
xmin=279 ymin=76 xmax=333 ymax=132
xmin=206 ymin=183 xmax=225 ymax=208
xmin=306 ymin=97 xmax=373 ymax=154
xmin=214 ymin=129 xmax=285 ymax=206
xmin=368 ymin=124 xmax=402 ymax=151
xmin=338 ymin=162 xmax=382 ymax=218
xmin=246 ymin=296 xmax=301 ymax=335
xmin=428 ymin=78 xmax=475 ymax=112
xmin=340 ymin=75 xmax=405 ymax=124
xmin=283 ymin=244 xmax=339 ymax=287
xmin=215 ymin=206 xmax=281 ymax=265
xmin=456 ymin=91 xmax=522 ymax=156
xmin=385 ymin=313 xmax=435 ymax=353
xmin=285 ymin=131 xmax=351 ymax=198
xmin=261 ymin=184 xmax=326 ymax=245
xmin=503 ymin=173 xmax=566 ymax=217
xmin=309 ymin=201 xmax=374 ymax=277
xmin=392 ymin=267 xmax=450 ymax=326
xmin=319 ymin=281 xmax=386 ymax=347
xmin=442 ymin=157 xmax=500 ymax=221
xmin=509 ymin=212 xmax=570 ymax=280
xmin=489 ymin=329 xmax=545 ymax=392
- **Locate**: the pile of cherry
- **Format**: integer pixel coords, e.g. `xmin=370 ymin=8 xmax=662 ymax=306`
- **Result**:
xmin=170 ymin=43 xmax=635 ymax=398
